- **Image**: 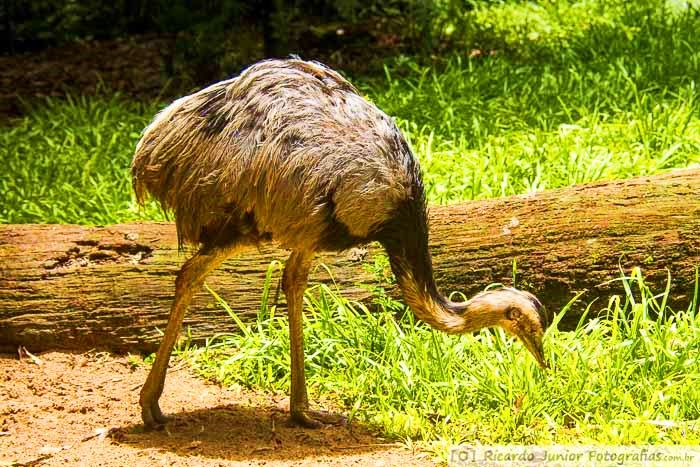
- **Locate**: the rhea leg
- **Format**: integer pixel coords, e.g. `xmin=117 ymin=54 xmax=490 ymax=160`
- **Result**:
xmin=283 ymin=250 xmax=345 ymax=428
xmin=140 ymin=245 xmax=234 ymax=429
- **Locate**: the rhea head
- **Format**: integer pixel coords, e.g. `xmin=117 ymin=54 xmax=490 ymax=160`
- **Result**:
xmin=459 ymin=287 xmax=549 ymax=368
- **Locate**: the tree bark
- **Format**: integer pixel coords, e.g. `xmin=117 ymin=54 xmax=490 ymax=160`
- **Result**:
xmin=1 ymin=169 xmax=699 ymax=353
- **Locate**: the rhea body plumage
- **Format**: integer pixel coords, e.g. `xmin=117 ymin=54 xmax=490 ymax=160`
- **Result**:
xmin=132 ymin=58 xmax=547 ymax=429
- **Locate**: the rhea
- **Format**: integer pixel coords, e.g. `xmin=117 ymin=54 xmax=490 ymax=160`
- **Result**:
xmin=132 ymin=58 xmax=548 ymax=429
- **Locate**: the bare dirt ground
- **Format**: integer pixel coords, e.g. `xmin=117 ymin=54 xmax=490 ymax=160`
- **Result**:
xmin=0 ymin=351 xmax=432 ymax=466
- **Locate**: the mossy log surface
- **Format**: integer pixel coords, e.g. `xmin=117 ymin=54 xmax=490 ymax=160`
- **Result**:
xmin=1 ymin=169 xmax=699 ymax=353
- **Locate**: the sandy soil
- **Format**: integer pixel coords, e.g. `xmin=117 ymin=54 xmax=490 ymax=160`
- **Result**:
xmin=0 ymin=351 xmax=432 ymax=466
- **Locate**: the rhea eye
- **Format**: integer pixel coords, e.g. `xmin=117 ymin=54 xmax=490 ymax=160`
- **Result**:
xmin=506 ymin=306 xmax=520 ymax=321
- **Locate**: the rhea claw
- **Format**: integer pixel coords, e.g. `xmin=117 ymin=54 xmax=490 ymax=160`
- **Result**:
xmin=141 ymin=400 xmax=173 ymax=430
xmin=290 ymin=409 xmax=347 ymax=428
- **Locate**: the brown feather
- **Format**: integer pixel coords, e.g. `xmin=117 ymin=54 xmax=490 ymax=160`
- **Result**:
xmin=132 ymin=58 xmax=415 ymax=251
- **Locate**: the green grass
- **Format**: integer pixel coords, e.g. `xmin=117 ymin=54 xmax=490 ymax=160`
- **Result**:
xmin=0 ymin=95 xmax=164 ymax=224
xmin=2 ymin=0 xmax=700 ymax=457
xmin=182 ymin=267 xmax=700 ymax=460
xmin=365 ymin=1 xmax=700 ymax=201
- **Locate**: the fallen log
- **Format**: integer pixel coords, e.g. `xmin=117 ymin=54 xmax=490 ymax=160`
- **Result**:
xmin=1 ymin=169 xmax=699 ymax=353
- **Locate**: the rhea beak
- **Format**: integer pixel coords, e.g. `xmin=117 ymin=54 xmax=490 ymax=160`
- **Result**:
xmin=501 ymin=318 xmax=549 ymax=369
xmin=521 ymin=331 xmax=549 ymax=369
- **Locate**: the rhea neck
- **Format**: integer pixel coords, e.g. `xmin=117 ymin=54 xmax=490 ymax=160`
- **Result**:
xmin=378 ymin=200 xmax=503 ymax=335
xmin=385 ymin=248 xmax=504 ymax=334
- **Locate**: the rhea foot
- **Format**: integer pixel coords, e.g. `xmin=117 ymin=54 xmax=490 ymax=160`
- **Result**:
xmin=290 ymin=409 xmax=347 ymax=428
xmin=141 ymin=399 xmax=173 ymax=430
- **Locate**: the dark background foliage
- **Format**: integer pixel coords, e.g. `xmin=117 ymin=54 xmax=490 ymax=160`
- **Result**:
xmin=2 ymin=0 xmax=479 ymax=84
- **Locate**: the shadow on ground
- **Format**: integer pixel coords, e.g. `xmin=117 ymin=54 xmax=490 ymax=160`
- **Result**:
xmin=114 ymin=403 xmax=398 ymax=462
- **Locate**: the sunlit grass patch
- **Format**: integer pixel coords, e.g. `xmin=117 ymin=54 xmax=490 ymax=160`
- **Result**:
xmin=367 ymin=52 xmax=700 ymax=201
xmin=0 ymin=95 xmax=164 ymax=224
xmin=405 ymin=92 xmax=700 ymax=202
